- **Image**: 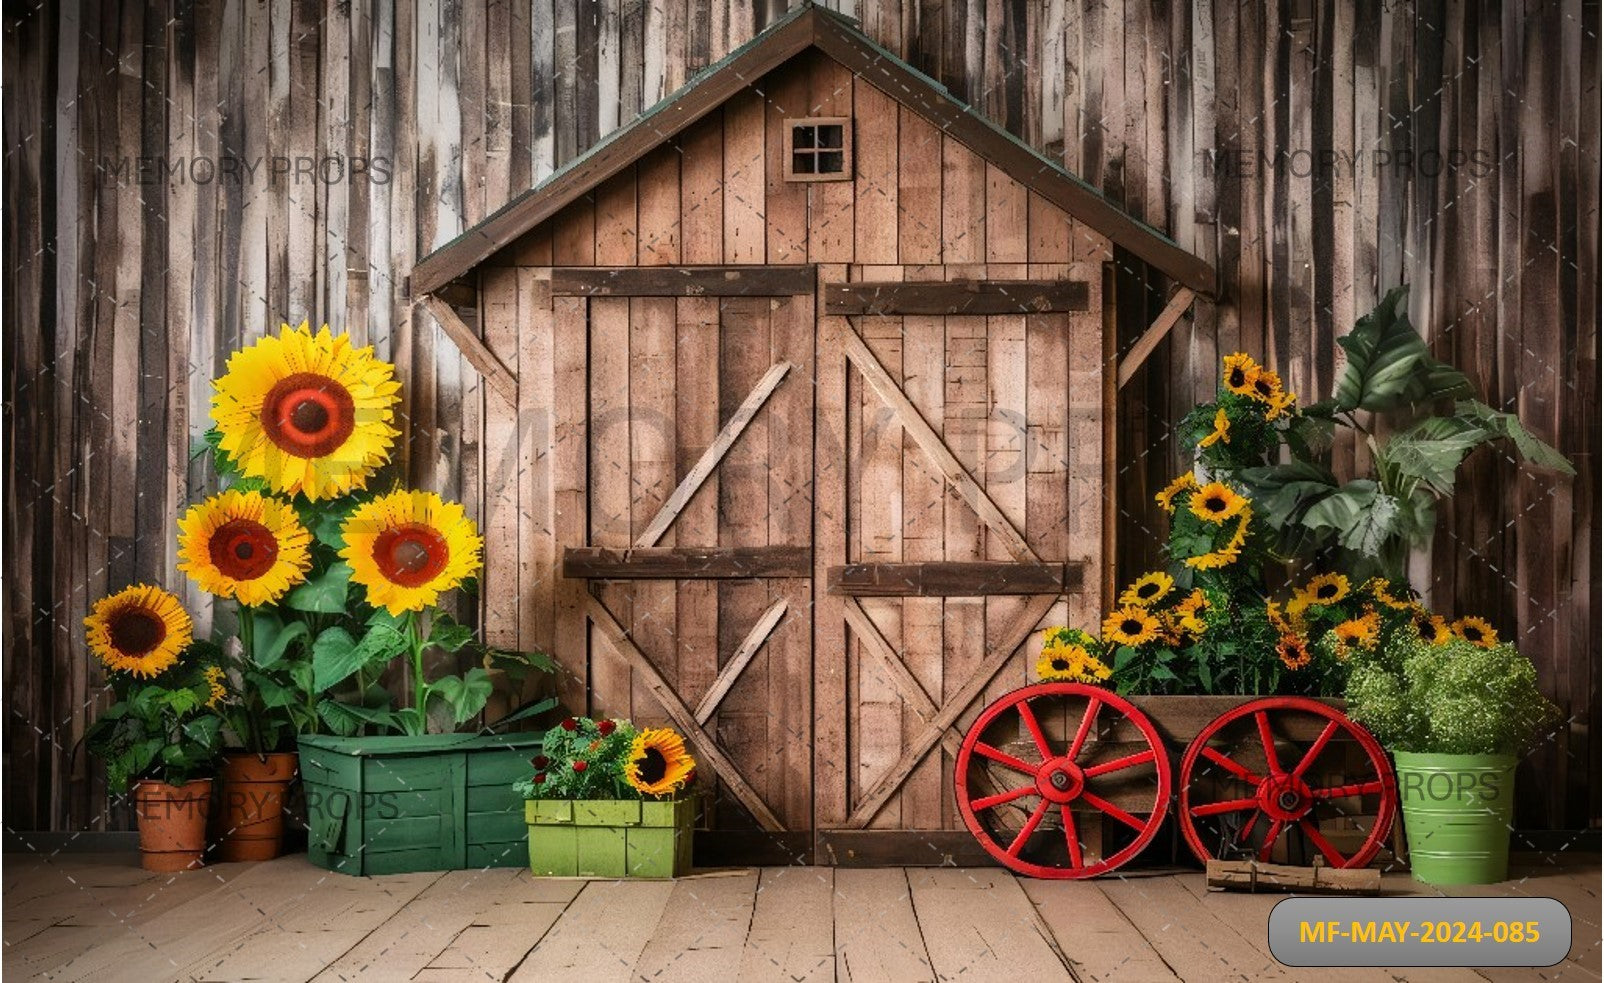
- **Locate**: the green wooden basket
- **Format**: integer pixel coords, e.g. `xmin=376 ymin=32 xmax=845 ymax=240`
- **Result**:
xmin=299 ymin=732 xmax=540 ymax=876
xmin=526 ymin=797 xmax=695 ymax=878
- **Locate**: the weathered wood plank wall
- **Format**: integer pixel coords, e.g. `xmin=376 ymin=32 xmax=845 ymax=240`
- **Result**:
xmin=4 ymin=0 xmax=1596 ymax=831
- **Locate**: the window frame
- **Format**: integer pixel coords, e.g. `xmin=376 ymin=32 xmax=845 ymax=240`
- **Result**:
xmin=783 ymin=116 xmax=853 ymax=182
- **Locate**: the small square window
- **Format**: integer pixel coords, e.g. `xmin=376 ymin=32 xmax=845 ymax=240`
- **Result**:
xmin=785 ymin=117 xmax=851 ymax=182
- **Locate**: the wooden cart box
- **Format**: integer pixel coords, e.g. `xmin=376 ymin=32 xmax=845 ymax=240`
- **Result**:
xmin=299 ymin=733 xmax=540 ymax=876
xmin=526 ymin=798 xmax=695 ymax=878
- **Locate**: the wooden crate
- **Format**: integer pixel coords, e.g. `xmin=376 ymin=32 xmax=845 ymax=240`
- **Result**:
xmin=299 ymin=733 xmax=540 ymax=876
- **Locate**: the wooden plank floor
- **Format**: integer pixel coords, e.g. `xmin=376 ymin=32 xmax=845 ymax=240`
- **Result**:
xmin=2 ymin=853 xmax=1596 ymax=982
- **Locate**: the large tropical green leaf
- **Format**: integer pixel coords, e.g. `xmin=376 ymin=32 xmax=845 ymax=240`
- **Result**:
xmin=1456 ymin=400 xmax=1576 ymax=474
xmin=285 ymin=561 xmax=353 ymax=614
xmin=311 ymin=624 xmax=408 ymax=692
xmin=1300 ymin=480 xmax=1402 ymax=556
xmin=1237 ymin=461 xmax=1340 ymax=529
xmin=1381 ymin=417 xmax=1490 ymax=497
xmin=1334 ymin=287 xmax=1474 ymax=411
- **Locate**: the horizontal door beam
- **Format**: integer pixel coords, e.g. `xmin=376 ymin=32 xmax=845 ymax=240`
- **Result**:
xmin=827 ymin=561 xmax=1083 ymax=596
xmin=551 ymin=265 xmax=816 ymax=297
xmin=563 ymin=545 xmax=812 ymax=579
xmin=825 ymin=279 xmax=1089 ymax=315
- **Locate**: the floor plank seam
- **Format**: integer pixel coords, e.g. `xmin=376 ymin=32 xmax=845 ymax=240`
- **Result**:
xmin=1091 ymin=878 xmax=1186 ymax=981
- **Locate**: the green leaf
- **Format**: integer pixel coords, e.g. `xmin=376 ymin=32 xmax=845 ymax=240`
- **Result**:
xmin=1301 ymin=481 xmax=1402 ymax=556
xmin=484 ymin=647 xmax=558 ymax=681
xmin=1381 ymin=419 xmax=1488 ymax=497
xmin=249 ymin=613 xmax=310 ymax=669
xmin=487 ymin=695 xmax=559 ymax=730
xmin=316 ymin=699 xmax=403 ymax=737
xmin=427 ymin=614 xmax=475 ymax=653
xmin=426 ymin=668 xmax=494 ymax=726
xmin=1113 ymin=645 xmax=1139 ymax=670
xmin=297 ymin=497 xmax=361 ymax=550
xmin=1455 ymin=400 xmax=1576 ymax=474
xmin=251 ymin=672 xmax=299 ymax=709
xmin=1334 ymin=287 xmax=1475 ymax=412
xmin=1238 ymin=461 xmax=1340 ymax=530
xmin=312 ymin=624 xmax=408 ymax=692
xmin=285 ymin=562 xmax=353 ymax=614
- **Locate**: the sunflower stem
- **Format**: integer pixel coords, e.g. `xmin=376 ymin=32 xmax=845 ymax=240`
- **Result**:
xmin=237 ymin=602 xmax=264 ymax=754
xmin=408 ymin=610 xmax=428 ymax=735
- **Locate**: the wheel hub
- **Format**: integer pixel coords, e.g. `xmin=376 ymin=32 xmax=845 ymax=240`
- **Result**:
xmin=1257 ymin=773 xmax=1313 ymax=821
xmin=1035 ymin=757 xmax=1085 ymax=804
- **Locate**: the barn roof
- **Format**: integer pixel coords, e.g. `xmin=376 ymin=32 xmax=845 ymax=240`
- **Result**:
xmin=410 ymin=2 xmax=1214 ymax=296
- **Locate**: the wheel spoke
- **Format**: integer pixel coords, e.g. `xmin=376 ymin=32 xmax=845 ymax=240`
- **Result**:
xmin=1237 ymin=809 xmax=1262 ymax=843
xmin=1084 ymin=749 xmax=1156 ymax=778
xmin=1068 ymin=696 xmax=1102 ymax=761
xmin=971 ymin=785 xmax=1038 ymax=812
xmin=1016 ymin=699 xmax=1054 ymax=761
xmin=1190 ymin=796 xmax=1259 ymax=818
xmin=1291 ymin=721 xmax=1340 ymax=779
xmin=1007 ymin=799 xmax=1050 ymax=857
xmin=1300 ymin=819 xmax=1349 ymax=868
xmin=1257 ymin=818 xmax=1286 ymax=861
xmin=1311 ymin=779 xmax=1385 ymax=799
xmin=1255 ymin=711 xmax=1282 ymax=775
xmin=974 ymin=742 xmax=1039 ymax=777
xmin=1200 ymin=746 xmax=1263 ymax=785
xmin=1081 ymin=791 xmax=1146 ymax=832
xmin=1061 ymin=805 xmax=1083 ymax=869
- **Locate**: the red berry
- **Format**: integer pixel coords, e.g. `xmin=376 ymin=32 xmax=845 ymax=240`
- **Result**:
xmin=597 ymin=719 xmax=616 ymax=736
xmin=532 ymin=755 xmax=550 ymax=768
xmin=560 ymin=717 xmax=578 ymax=731
xmin=572 ymin=760 xmax=588 ymax=773
xmin=534 ymin=773 xmax=546 ymax=784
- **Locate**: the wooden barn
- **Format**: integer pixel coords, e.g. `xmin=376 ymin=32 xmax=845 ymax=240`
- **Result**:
xmin=410 ymin=3 xmax=1212 ymax=862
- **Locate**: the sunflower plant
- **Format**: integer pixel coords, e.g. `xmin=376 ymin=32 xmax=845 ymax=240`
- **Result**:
xmin=1194 ymin=289 xmax=1574 ymax=581
xmin=514 ymin=716 xmax=697 ymax=801
xmin=82 ymin=586 xmax=226 ymax=791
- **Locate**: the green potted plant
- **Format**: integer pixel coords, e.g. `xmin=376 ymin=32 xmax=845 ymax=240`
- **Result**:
xmin=517 ymin=716 xmax=697 ymax=878
xmin=196 ymin=322 xmax=555 ymax=875
xmin=82 ymin=585 xmax=225 ymax=872
xmin=1345 ymin=629 xmax=1559 ymax=884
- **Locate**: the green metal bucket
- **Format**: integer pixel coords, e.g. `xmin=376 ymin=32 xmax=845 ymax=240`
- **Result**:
xmin=1394 ymin=751 xmax=1516 ymax=885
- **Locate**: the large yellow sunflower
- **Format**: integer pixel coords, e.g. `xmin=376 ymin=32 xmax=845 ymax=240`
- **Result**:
xmin=1035 ymin=643 xmax=1111 ymax=683
xmin=1198 ymin=407 xmax=1231 ymax=449
xmin=1102 ymin=606 xmax=1161 ymax=647
xmin=1189 ymin=482 xmax=1249 ymax=524
xmin=212 ymin=322 xmax=402 ymax=500
xmin=1119 ymin=571 xmax=1175 ymax=608
xmin=1452 ymin=616 xmax=1498 ymax=648
xmin=1414 ymin=610 xmax=1452 ymax=646
xmin=1222 ymin=353 xmax=1260 ymax=395
xmin=341 ymin=489 xmax=484 ymax=616
xmin=1295 ymin=572 xmax=1351 ymax=608
xmin=626 ymin=728 xmax=697 ymax=797
xmin=177 ymin=489 xmax=313 ymax=606
xmin=1155 ymin=472 xmax=1198 ymax=512
xmin=1332 ymin=609 xmax=1381 ymax=651
xmin=85 ymin=585 xmax=193 ymax=678
xmin=1249 ymin=368 xmax=1284 ymax=403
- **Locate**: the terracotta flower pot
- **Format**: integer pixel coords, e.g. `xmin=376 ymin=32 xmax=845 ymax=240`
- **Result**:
xmin=214 ymin=752 xmax=298 ymax=862
xmin=133 ymin=778 xmax=214 ymax=872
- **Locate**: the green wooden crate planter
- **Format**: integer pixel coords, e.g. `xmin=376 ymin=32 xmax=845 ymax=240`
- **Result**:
xmin=526 ymin=797 xmax=694 ymax=878
xmin=299 ymin=732 xmax=541 ymax=876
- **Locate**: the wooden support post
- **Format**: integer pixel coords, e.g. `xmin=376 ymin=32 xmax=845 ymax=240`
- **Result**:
xmin=419 ymin=294 xmax=519 ymax=406
xmin=693 ymin=599 xmax=788 ymax=724
xmin=1116 ymin=287 xmax=1196 ymax=389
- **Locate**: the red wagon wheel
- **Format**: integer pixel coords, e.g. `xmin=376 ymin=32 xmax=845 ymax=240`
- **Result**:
xmin=955 ymin=683 xmax=1171 ymax=879
xmin=1178 ymin=696 xmax=1397 ymax=868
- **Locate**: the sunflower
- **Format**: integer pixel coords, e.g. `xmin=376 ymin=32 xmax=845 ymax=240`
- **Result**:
xmin=1452 ymin=616 xmax=1498 ymax=648
xmin=1414 ymin=610 xmax=1452 ymax=646
xmin=1222 ymin=353 xmax=1260 ymax=395
xmin=1155 ymin=472 xmax=1198 ymax=513
xmin=1185 ymin=510 xmax=1252 ymax=571
xmin=84 ymin=585 xmax=193 ymax=679
xmin=211 ymin=322 xmax=402 ymax=501
xmin=1332 ymin=610 xmax=1381 ymax=651
xmin=1296 ymin=572 xmax=1350 ymax=609
xmin=340 ymin=489 xmax=485 ymax=616
xmin=177 ymin=490 xmax=313 ymax=606
xmin=1362 ymin=578 xmax=1414 ymax=611
xmin=1250 ymin=368 xmax=1283 ymax=403
xmin=1102 ymin=606 xmax=1161 ymax=647
xmin=203 ymin=665 xmax=228 ymax=710
xmin=1198 ymin=407 xmax=1231 ymax=449
xmin=1277 ymin=633 xmax=1312 ymax=670
xmin=1263 ymin=389 xmax=1298 ymax=421
xmin=1189 ymin=482 xmax=1249 ymax=524
xmin=625 ymin=728 xmax=697 ymax=797
xmin=1119 ymin=572 xmax=1175 ymax=608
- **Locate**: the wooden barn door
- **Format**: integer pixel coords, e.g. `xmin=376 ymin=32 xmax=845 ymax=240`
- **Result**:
xmin=812 ymin=269 xmax=1104 ymax=860
xmin=560 ymin=272 xmax=816 ymax=859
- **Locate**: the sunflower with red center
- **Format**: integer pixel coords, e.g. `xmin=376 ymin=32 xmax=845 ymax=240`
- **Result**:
xmin=340 ymin=489 xmax=484 ymax=615
xmin=177 ymin=489 xmax=313 ymax=606
xmin=625 ymin=728 xmax=697 ymax=797
xmin=84 ymin=585 xmax=193 ymax=678
xmin=212 ymin=322 xmax=401 ymax=500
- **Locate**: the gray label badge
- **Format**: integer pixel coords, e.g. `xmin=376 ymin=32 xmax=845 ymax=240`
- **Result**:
xmin=1268 ymin=897 xmax=1571 ymax=967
